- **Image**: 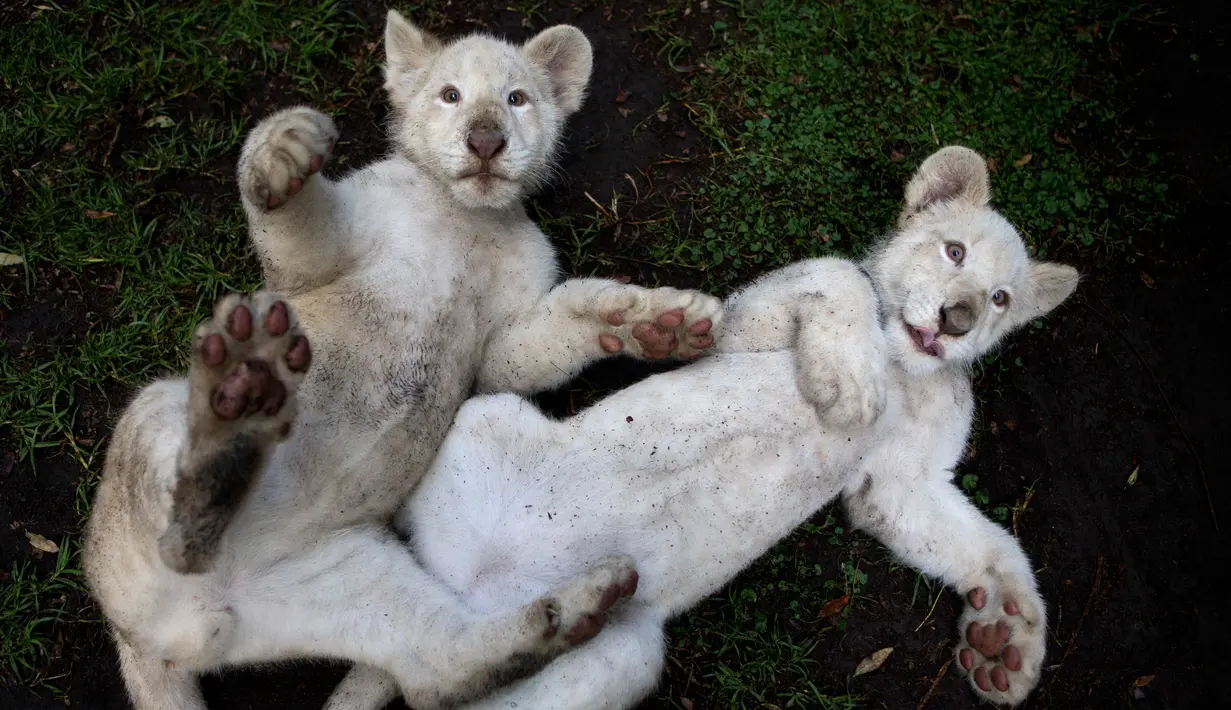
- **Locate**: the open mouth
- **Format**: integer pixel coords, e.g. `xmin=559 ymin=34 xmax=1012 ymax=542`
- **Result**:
xmin=905 ymin=322 xmax=944 ymax=358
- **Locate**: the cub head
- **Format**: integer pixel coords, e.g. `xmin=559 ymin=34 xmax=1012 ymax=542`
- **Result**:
xmin=382 ymin=10 xmax=593 ymax=209
xmin=869 ymin=146 xmax=1080 ymax=374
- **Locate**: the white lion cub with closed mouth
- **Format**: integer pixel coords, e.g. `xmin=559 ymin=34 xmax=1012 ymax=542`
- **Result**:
xmin=83 ymin=11 xmax=721 ymax=710
xmin=326 ymin=146 xmax=1077 ymax=710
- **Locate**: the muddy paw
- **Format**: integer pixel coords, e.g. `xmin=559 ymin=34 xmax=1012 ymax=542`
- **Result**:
xmin=955 ymin=584 xmax=1047 ymax=706
xmin=162 ymin=292 xmax=311 ymax=575
xmin=239 ymin=107 xmax=338 ymax=210
xmin=530 ymin=555 xmax=638 ymax=650
xmin=189 ymin=291 xmax=311 ymax=436
xmin=596 ymin=286 xmax=722 ymax=360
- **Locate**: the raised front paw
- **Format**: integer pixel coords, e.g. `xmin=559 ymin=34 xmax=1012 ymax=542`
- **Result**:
xmin=239 ymin=107 xmax=338 ymax=210
xmin=955 ymin=583 xmax=1047 ymax=706
xmin=189 ymin=292 xmax=312 ymax=437
xmin=595 ymin=286 xmax=722 ymax=360
xmin=799 ymin=344 xmax=887 ymax=430
xmin=528 ymin=555 xmax=638 ymax=651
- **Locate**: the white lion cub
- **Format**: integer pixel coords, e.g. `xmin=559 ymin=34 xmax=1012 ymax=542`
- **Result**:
xmin=83 ymin=11 xmax=721 ymax=710
xmin=326 ymin=146 xmax=1078 ymax=710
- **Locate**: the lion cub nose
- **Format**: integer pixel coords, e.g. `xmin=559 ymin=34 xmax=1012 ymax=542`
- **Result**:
xmin=939 ymin=302 xmax=974 ymax=336
xmin=467 ymin=126 xmax=506 ymax=160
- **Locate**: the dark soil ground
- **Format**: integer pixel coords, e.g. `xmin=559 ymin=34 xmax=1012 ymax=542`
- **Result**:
xmin=2 ymin=1 xmax=1227 ymax=709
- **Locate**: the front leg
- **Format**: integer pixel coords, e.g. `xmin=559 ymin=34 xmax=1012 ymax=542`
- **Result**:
xmin=793 ymin=280 xmax=888 ymax=430
xmin=844 ymin=474 xmax=1047 ymax=706
xmin=720 ymin=258 xmax=888 ymax=428
xmin=238 ymin=106 xmax=351 ymax=293
xmin=477 ymin=278 xmax=722 ymax=395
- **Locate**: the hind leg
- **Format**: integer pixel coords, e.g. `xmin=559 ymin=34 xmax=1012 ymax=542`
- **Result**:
xmin=114 ymin=632 xmax=207 ymax=710
xmin=461 ymin=607 xmax=667 ymax=710
xmin=158 ymin=291 xmax=312 ymax=574
xmin=85 ymin=290 xmax=311 ymax=708
xmin=225 ymin=533 xmax=639 ymax=710
xmin=324 ymin=607 xmax=667 ymax=710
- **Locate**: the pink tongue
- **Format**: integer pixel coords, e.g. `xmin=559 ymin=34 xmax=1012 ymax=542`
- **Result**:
xmin=917 ymin=328 xmax=936 ymax=347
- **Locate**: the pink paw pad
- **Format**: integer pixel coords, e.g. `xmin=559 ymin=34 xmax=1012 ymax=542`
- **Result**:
xmin=202 ymin=334 xmax=227 ymax=367
xmin=210 ymin=360 xmax=286 ymax=420
xmin=599 ymin=334 xmax=623 ymax=353
xmin=960 ymin=586 xmax=1029 ymax=696
xmin=563 ymin=613 xmax=606 ymax=644
xmin=286 ymin=335 xmax=312 ymax=371
xmin=227 ymin=305 xmax=253 ymax=341
xmin=688 ymin=319 xmax=712 ymax=335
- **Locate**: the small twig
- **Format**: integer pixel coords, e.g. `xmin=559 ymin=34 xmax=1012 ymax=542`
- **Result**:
xmin=1045 ymin=554 xmax=1106 ymax=696
xmin=913 ymin=588 xmax=943 ymax=633
xmin=915 ymin=659 xmax=952 ymax=710
xmin=583 ymin=191 xmax=613 ymax=221
xmin=1082 ymin=300 xmax=1219 ymax=532
xmin=623 ymin=173 xmax=641 ymax=202
xmin=102 ymin=123 xmax=121 ymax=168
xmin=1011 ymin=485 xmax=1035 ymax=537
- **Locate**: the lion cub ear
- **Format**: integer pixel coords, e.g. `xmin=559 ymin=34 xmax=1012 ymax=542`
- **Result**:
xmin=901 ymin=146 xmax=991 ymax=223
xmin=384 ymin=10 xmax=442 ymax=87
xmin=1026 ymin=261 xmax=1080 ymax=319
xmin=522 ymin=26 xmax=594 ymax=115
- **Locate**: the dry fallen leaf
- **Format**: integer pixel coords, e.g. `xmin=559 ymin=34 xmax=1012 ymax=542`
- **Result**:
xmin=854 ymin=647 xmax=894 ymax=676
xmin=1127 ymin=466 xmax=1139 ymax=487
xmin=1134 ymin=674 xmax=1156 ymax=687
xmin=820 ymin=594 xmax=850 ymax=619
xmin=0 ymin=253 xmax=25 ymax=266
xmin=85 ymin=210 xmax=116 ymax=219
xmin=1014 ymin=154 xmax=1033 ymax=167
xmin=615 ymin=89 xmax=631 ymax=104
xmin=26 ymin=531 xmax=59 ymax=554
xmin=987 ymin=157 xmax=998 ymax=173
xmin=271 ymin=38 xmax=291 ymax=53
xmin=1140 ymin=271 xmax=1156 ymax=288
xmin=144 ymin=115 xmax=175 ymax=129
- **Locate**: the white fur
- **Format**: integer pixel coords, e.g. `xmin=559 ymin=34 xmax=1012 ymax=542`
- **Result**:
xmin=327 ymin=146 xmax=1078 ymax=709
xmin=83 ymin=14 xmax=719 ymax=710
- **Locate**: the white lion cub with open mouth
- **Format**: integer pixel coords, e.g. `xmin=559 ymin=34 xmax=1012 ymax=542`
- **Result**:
xmin=326 ymin=146 xmax=1077 ymax=710
xmin=83 ymin=11 xmax=721 ymax=710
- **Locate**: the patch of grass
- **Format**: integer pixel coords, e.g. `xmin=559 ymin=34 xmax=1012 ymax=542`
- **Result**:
xmin=663 ymin=515 xmax=867 ymax=707
xmin=614 ymin=0 xmax=1177 ymax=291
xmin=0 ymin=2 xmax=374 ymax=463
xmin=1 ymin=541 xmax=84 ymax=687
xmin=0 ymin=0 xmax=384 ymax=687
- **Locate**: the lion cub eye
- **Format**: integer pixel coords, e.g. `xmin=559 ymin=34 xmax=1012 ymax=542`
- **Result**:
xmin=507 ymin=90 xmax=528 ymax=107
xmin=441 ymin=87 xmax=461 ymax=104
xmin=992 ymin=290 xmax=1010 ymax=307
xmin=945 ymin=242 xmax=966 ymax=264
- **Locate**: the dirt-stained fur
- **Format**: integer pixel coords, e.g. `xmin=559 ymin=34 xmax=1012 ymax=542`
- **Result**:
xmin=83 ymin=12 xmax=720 ymax=710
xmin=325 ymin=146 xmax=1078 ymax=710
